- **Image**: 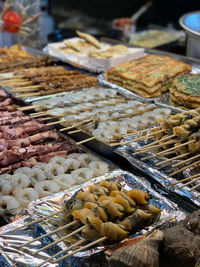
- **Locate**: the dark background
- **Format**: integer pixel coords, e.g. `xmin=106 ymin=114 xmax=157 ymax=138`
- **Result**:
xmin=50 ymin=0 xmax=200 ymax=28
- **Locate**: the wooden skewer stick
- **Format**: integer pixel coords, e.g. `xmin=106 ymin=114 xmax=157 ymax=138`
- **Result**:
xmin=172 ymin=154 xmax=200 ymax=168
xmin=156 ymin=140 xmax=194 ymax=157
xmin=11 ymin=87 xmax=39 ymax=93
xmin=137 ymin=134 xmax=176 ymax=151
xmin=47 ymin=119 xmax=67 ymax=126
xmin=170 ymin=159 xmax=200 ymax=176
xmin=178 ymin=177 xmax=200 ymax=188
xmin=156 ymin=152 xmax=190 ymax=166
xmin=20 ymin=221 xmax=77 ymax=248
xmin=37 ymin=239 xmax=85 ymax=267
xmin=41 ymin=117 xmax=57 ymax=121
xmin=68 ymin=129 xmax=82 ymax=134
xmin=172 ymin=173 xmax=200 ymax=185
xmin=53 ymin=236 xmax=107 ymax=263
xmin=13 ymin=85 xmax=41 ymax=90
xmin=16 ymin=92 xmax=41 ymax=98
xmin=60 ymin=125 xmax=76 ymax=132
xmin=196 ymin=193 xmax=200 ymax=198
xmin=33 ymin=225 xmax=87 ymax=255
xmin=189 ymin=183 xmax=200 ymax=192
xmin=18 ymin=105 xmax=41 ymax=111
xmin=9 ymin=209 xmax=63 ymax=233
xmin=130 ymin=129 xmax=164 ymax=143
xmin=76 ymin=137 xmax=96 ymax=145
xmin=134 ymin=139 xmax=178 ymax=154
xmin=30 ymin=112 xmax=47 ymax=118
xmin=123 ymin=126 xmax=161 ymax=137
xmin=141 ymin=150 xmax=175 ymax=161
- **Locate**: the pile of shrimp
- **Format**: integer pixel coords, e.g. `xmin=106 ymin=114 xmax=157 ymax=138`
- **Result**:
xmin=0 ymin=153 xmax=108 ymax=214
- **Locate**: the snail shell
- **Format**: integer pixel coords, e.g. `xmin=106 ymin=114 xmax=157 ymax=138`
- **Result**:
xmin=109 ymin=230 xmax=163 ymax=267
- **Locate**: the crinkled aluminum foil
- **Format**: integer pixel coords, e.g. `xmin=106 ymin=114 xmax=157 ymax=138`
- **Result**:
xmin=0 ymin=170 xmax=180 ymax=266
xmin=116 ymin=140 xmax=200 ymax=206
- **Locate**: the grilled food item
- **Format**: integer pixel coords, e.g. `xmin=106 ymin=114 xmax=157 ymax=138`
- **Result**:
xmin=88 ymin=45 xmax=131 ymax=59
xmin=170 ymin=74 xmax=200 ymax=109
xmin=105 ymin=54 xmax=191 ymax=98
xmin=76 ymin=31 xmax=101 ymax=49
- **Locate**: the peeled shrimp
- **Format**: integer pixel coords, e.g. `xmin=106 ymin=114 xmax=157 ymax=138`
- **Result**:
xmin=92 ymin=128 xmax=113 ymax=143
xmin=12 ymin=174 xmax=31 ymax=191
xmin=48 ymin=163 xmax=65 ymax=176
xmin=54 ymin=174 xmax=75 ymax=189
xmin=0 ymin=179 xmax=12 ymax=195
xmin=71 ymin=168 xmax=94 ymax=183
xmin=29 ymin=167 xmax=47 ymax=186
xmin=0 ymin=174 xmax=12 ymax=181
xmin=49 ymin=156 xmax=66 ymax=166
xmin=77 ymin=154 xmax=93 ymax=167
xmin=88 ymin=161 xmax=108 ymax=176
xmin=14 ymin=167 xmax=31 ymax=176
xmin=34 ymin=180 xmax=60 ymax=198
xmin=0 ymin=196 xmax=20 ymax=213
xmin=15 ymin=188 xmax=39 ymax=208
xmin=35 ymin=163 xmax=53 ymax=180
xmin=63 ymin=158 xmax=81 ymax=172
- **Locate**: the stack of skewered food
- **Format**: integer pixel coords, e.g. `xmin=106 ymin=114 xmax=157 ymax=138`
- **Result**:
xmin=0 ymin=66 xmax=97 ymax=98
xmin=0 ymin=153 xmax=108 ymax=213
xmin=130 ymin=108 xmax=200 ymax=180
xmin=0 ymin=89 xmax=80 ymax=175
xmin=0 ymin=45 xmax=51 ymax=73
xmin=25 ymin=87 xmax=171 ymax=145
xmin=14 ymin=180 xmax=161 ymax=266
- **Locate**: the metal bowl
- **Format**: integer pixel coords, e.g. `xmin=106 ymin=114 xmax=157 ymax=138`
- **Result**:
xmin=179 ymin=11 xmax=200 ymax=58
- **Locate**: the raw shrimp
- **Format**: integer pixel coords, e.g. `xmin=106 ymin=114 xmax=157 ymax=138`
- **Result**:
xmin=63 ymin=158 xmax=81 ymax=172
xmin=88 ymin=161 xmax=108 ymax=176
xmin=49 ymin=156 xmax=66 ymax=166
xmin=15 ymin=188 xmax=39 ymax=208
xmin=0 ymin=179 xmax=12 ymax=195
xmin=0 ymin=196 xmax=20 ymax=213
xmin=54 ymin=174 xmax=75 ymax=189
xmin=35 ymin=181 xmax=60 ymax=198
xmin=92 ymin=128 xmax=113 ymax=143
xmin=48 ymin=163 xmax=65 ymax=176
xmin=12 ymin=174 xmax=31 ymax=191
xmin=71 ymin=168 xmax=94 ymax=183
xmin=29 ymin=167 xmax=47 ymax=186
xmin=35 ymin=163 xmax=53 ymax=180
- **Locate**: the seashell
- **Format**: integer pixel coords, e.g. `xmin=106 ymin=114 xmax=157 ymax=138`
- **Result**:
xmin=109 ymin=230 xmax=163 ymax=267
xmin=163 ymin=225 xmax=200 ymax=267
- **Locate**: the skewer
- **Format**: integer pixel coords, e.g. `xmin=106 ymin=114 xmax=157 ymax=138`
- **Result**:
xmin=170 ymin=159 xmax=200 ymax=176
xmin=137 ymin=134 xmax=176 ymax=151
xmin=172 ymin=154 xmax=200 ymax=168
xmin=130 ymin=129 xmax=164 ymax=143
xmin=53 ymin=236 xmax=107 ymax=263
xmin=122 ymin=126 xmax=161 ymax=137
xmin=20 ymin=221 xmax=77 ymax=248
xmin=156 ymin=140 xmax=194 ymax=157
xmin=9 ymin=209 xmax=63 ymax=233
xmin=30 ymin=112 xmax=47 ymax=118
xmin=178 ymin=177 xmax=200 ymax=188
xmin=12 ymin=85 xmax=41 ymax=91
xmin=141 ymin=150 xmax=175 ymax=161
xmin=68 ymin=129 xmax=82 ymax=134
xmin=16 ymin=92 xmax=41 ymax=98
xmin=11 ymin=87 xmax=39 ymax=93
xmin=132 ymin=139 xmax=177 ymax=154
xmin=156 ymin=152 xmax=190 ymax=166
xmin=60 ymin=125 xmax=76 ymax=131
xmin=37 ymin=238 xmax=85 ymax=267
xmin=172 ymin=173 xmax=200 ymax=185
xmin=189 ymin=183 xmax=200 ymax=192
xmin=76 ymin=137 xmax=96 ymax=145
xmin=18 ymin=105 xmax=41 ymax=111
xmin=41 ymin=117 xmax=56 ymax=121
xmin=33 ymin=225 xmax=87 ymax=255
xmin=47 ymin=119 xmax=66 ymax=126
xmin=196 ymin=193 xmax=200 ymax=198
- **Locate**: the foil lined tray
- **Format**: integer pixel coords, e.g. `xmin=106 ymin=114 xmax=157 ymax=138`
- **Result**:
xmin=116 ymin=139 xmax=200 ymax=206
xmin=0 ymin=170 xmax=180 ymax=266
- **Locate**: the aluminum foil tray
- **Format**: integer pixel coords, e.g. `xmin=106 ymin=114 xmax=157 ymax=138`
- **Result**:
xmin=116 ymin=138 xmax=200 ymax=206
xmin=0 ymin=170 xmax=180 ymax=266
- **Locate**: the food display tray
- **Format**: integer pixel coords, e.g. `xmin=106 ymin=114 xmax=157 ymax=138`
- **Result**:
xmin=0 ymin=170 xmax=181 ymax=266
xmin=116 ymin=138 xmax=200 ymax=207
